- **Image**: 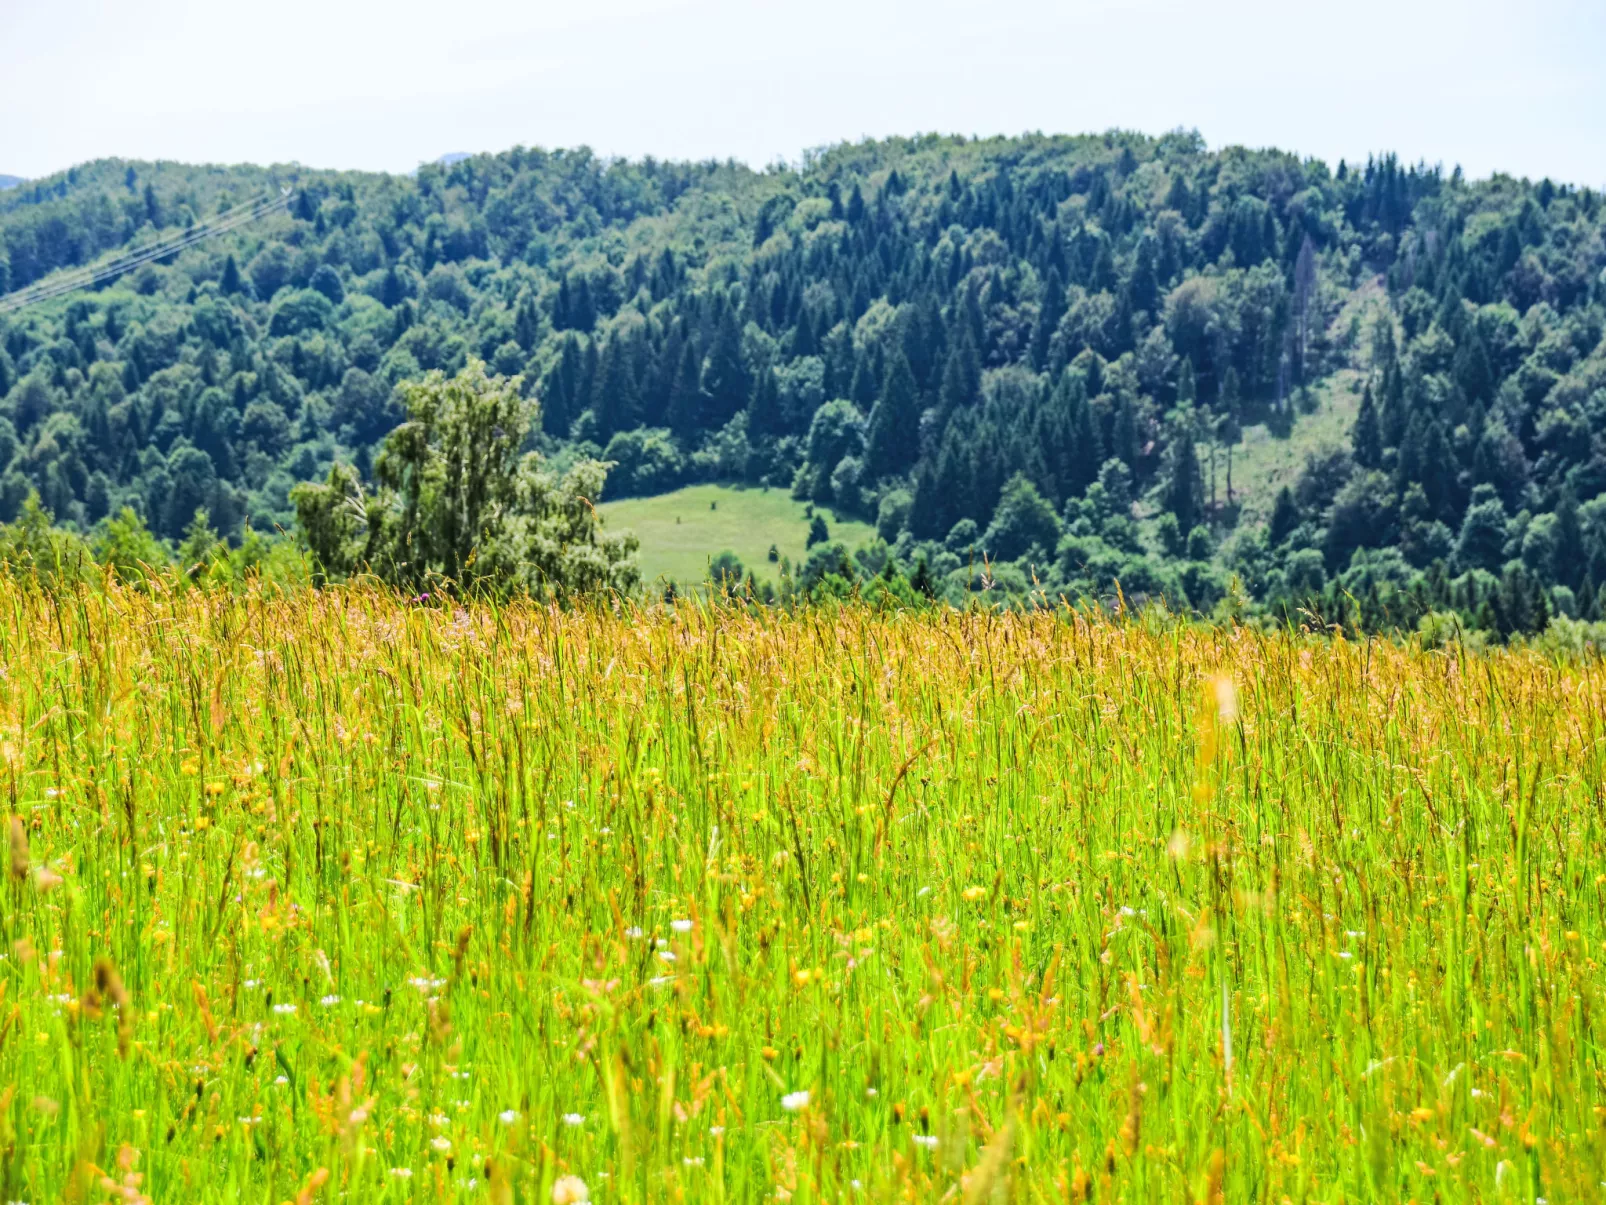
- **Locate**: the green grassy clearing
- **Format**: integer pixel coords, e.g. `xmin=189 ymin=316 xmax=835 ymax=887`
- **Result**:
xmin=599 ymin=484 xmax=877 ymax=587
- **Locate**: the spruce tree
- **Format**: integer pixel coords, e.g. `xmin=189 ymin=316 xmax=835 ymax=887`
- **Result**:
xmin=1163 ymin=423 xmax=1205 ymax=535
xmin=864 ymin=352 xmax=920 ymax=480
xmin=1176 ymin=358 xmax=1197 ymax=407
xmin=514 ymin=294 xmax=541 ymax=352
xmin=1352 ymin=381 xmax=1383 ymax=468
xmin=747 ymin=366 xmax=781 ymax=437
xmin=667 ymin=341 xmax=702 ymax=441
xmin=1028 ymin=268 xmax=1065 ymax=371
xmin=938 ymin=334 xmax=980 ymax=414
xmin=1268 ymin=486 xmax=1299 ymax=545
xmin=220 ymin=254 xmax=244 ymax=296
xmin=1554 ymin=486 xmax=1585 ymax=591
xmin=699 ymin=306 xmax=750 ymax=428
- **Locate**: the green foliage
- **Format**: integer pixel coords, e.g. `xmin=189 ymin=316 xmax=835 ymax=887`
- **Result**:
xmin=292 ymin=361 xmax=637 ymax=597
xmin=0 ymin=138 xmax=1601 ymax=635
xmin=982 ymin=472 xmax=1061 ymax=562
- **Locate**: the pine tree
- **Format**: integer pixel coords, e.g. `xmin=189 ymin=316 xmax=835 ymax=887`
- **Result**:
xmin=938 ymin=334 xmax=980 ymax=415
xmin=591 ymin=333 xmax=639 ymax=439
xmin=1028 ymin=268 xmax=1065 ymax=370
xmin=846 ymin=183 xmax=866 ymax=224
xmin=1353 ymin=381 xmax=1383 ymax=468
xmin=747 ymin=366 xmax=781 ymax=437
xmin=1110 ymin=394 xmax=1139 ymax=468
xmin=1176 ymin=358 xmax=1197 ymax=407
xmin=514 ymin=293 xmax=541 ymax=352
xmin=220 ymin=255 xmax=244 ymax=296
xmin=864 ymin=352 xmax=920 ymax=480
xmin=849 ymin=349 xmax=881 ymax=408
xmin=699 ymin=305 xmax=750 ymax=428
xmin=1128 ymin=235 xmax=1160 ymax=317
xmin=1268 ymin=486 xmax=1299 ymax=545
xmin=667 ymin=341 xmax=702 ymax=440
xmin=1163 ymin=422 xmax=1204 ymax=534
xmin=1071 ymin=384 xmax=1102 ymax=494
xmin=1554 ymin=486 xmax=1585 ymax=591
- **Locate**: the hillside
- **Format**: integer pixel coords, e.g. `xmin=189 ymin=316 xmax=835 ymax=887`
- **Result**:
xmin=1 ymin=135 xmax=1603 ymax=628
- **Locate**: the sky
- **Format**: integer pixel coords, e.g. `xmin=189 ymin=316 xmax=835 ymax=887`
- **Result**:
xmin=2 ymin=0 xmax=1603 ymax=186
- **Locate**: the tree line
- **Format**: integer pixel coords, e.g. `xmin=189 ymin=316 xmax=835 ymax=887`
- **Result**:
xmin=1 ymin=134 xmax=1603 ymax=638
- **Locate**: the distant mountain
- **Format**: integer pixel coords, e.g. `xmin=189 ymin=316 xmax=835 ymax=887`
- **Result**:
xmin=0 ymin=175 xmax=23 ymax=191
xmin=436 ymin=152 xmax=472 ymax=166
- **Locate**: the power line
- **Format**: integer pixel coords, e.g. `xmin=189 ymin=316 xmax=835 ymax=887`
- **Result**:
xmin=0 ymin=192 xmax=291 ymax=312
xmin=6 ymin=194 xmax=287 ymax=304
xmin=0 ymin=190 xmax=293 ymax=314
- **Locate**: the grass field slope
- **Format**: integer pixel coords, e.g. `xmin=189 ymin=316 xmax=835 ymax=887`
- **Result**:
xmin=1 ymin=584 xmax=1603 ymax=1202
xmin=599 ymin=483 xmax=875 ymax=589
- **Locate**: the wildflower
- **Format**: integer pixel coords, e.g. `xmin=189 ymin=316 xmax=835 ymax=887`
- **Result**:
xmin=781 ymin=1090 xmax=810 ymax=1112
xmin=709 ymin=1125 xmax=725 ymax=1136
xmin=390 ymin=1168 xmax=413 ymax=1178
xmin=431 ymin=1136 xmax=452 ymax=1153
xmin=562 ymin=1113 xmax=585 ymax=1127
xmin=320 ymin=994 xmax=341 ymax=1006
xmin=671 ymin=919 xmax=694 ymax=933
xmin=499 ymin=1110 xmax=519 ymax=1125
xmin=624 ymin=927 xmax=644 ymax=939
xmin=913 ymin=1134 xmax=939 ymax=1149
xmin=272 ymin=1003 xmax=296 ymax=1016
xmin=552 ymin=1175 xmax=589 ymax=1204
xmin=275 ymin=1075 xmax=288 ymax=1085
xmin=962 ymin=886 xmax=985 ymax=902
xmin=657 ymin=950 xmax=677 ymax=963
xmin=683 ymin=1157 xmax=704 ymax=1167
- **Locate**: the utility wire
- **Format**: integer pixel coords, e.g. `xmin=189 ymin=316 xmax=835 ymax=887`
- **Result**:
xmin=8 ymin=191 xmax=285 ymax=298
xmin=0 ymin=190 xmax=293 ymax=314
xmin=4 ymin=190 xmax=290 ymax=302
xmin=1 ymin=192 xmax=290 ymax=312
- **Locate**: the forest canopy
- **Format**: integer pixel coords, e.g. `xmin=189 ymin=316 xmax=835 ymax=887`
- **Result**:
xmin=1 ymin=132 xmax=1604 ymax=631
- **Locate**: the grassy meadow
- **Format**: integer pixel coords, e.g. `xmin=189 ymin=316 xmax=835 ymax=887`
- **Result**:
xmin=597 ymin=486 xmax=876 ymax=589
xmin=1 ymin=583 xmax=1604 ymax=1203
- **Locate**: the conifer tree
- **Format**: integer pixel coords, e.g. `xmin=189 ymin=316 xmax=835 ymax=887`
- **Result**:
xmin=220 ymin=254 xmax=244 ymax=296
xmin=1163 ymin=422 xmax=1205 ymax=534
xmin=747 ymin=366 xmax=781 ymax=437
xmin=699 ymin=305 xmax=750 ymax=427
xmin=667 ymin=341 xmax=702 ymax=441
xmin=864 ymin=352 xmax=920 ymax=480
xmin=1353 ymin=381 xmax=1383 ymax=468
xmin=1029 ymin=269 xmax=1065 ymax=371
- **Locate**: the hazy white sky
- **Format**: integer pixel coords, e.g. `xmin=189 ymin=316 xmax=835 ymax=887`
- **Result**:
xmin=3 ymin=0 xmax=1603 ymax=185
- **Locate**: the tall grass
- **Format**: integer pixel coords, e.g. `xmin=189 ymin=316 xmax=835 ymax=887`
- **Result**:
xmin=0 ymin=581 xmax=1601 ymax=1202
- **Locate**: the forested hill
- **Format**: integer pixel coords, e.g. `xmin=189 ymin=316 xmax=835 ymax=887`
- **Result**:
xmin=2 ymin=133 xmax=1604 ymax=629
